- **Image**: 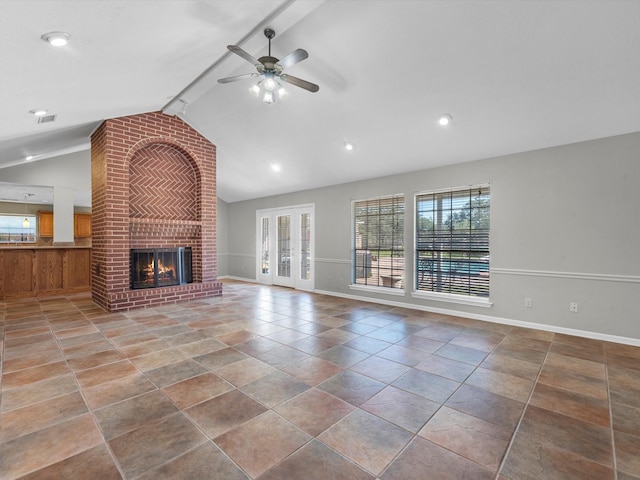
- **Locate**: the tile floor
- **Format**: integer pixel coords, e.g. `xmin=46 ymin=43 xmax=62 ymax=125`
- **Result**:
xmin=1 ymin=280 xmax=639 ymax=479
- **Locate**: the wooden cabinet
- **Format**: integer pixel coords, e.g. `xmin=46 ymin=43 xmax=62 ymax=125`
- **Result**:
xmin=66 ymin=249 xmax=91 ymax=288
xmin=34 ymin=249 xmax=64 ymax=292
xmin=38 ymin=211 xmax=54 ymax=237
xmin=74 ymin=213 xmax=92 ymax=237
xmin=37 ymin=211 xmax=92 ymax=238
xmin=0 ymin=247 xmax=91 ymax=300
xmin=1 ymin=250 xmax=33 ymax=297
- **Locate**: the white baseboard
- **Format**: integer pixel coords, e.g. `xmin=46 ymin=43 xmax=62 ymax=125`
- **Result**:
xmin=218 ymin=275 xmax=257 ymax=283
xmin=314 ymin=289 xmax=640 ymax=347
xmin=213 ymin=278 xmax=639 ymax=346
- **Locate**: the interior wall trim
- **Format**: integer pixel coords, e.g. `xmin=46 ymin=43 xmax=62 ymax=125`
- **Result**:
xmin=228 ymin=252 xmax=256 ymax=259
xmin=312 ymin=261 xmax=640 ymax=284
xmin=491 ymin=268 xmax=640 ymax=284
xmin=314 ymin=288 xmax=640 ymax=347
xmin=315 ymin=257 xmax=350 ymax=264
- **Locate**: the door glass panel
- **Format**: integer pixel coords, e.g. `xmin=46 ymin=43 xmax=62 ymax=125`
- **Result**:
xmin=277 ymin=215 xmax=291 ymax=277
xmin=261 ymin=217 xmax=269 ymax=274
xmin=300 ymin=213 xmax=310 ymax=280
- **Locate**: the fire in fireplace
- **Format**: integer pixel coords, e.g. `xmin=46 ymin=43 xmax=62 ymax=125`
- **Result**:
xmin=131 ymin=247 xmax=192 ymax=289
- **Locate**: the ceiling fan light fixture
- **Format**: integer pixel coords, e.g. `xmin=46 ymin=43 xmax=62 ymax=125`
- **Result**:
xmin=254 ymin=76 xmax=286 ymax=104
xmin=263 ymin=75 xmax=277 ymax=92
xmin=263 ymin=91 xmax=275 ymax=104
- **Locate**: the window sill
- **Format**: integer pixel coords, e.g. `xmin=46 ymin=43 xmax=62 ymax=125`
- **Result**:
xmin=411 ymin=290 xmax=493 ymax=308
xmin=349 ymin=284 xmax=406 ymax=297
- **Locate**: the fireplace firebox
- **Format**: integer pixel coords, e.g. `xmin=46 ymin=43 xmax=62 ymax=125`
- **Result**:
xmin=131 ymin=247 xmax=192 ymax=289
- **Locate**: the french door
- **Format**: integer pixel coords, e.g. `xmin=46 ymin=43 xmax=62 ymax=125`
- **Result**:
xmin=256 ymin=204 xmax=314 ymax=291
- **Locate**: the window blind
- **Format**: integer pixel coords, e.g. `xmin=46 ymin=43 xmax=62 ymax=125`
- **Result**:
xmin=415 ymin=186 xmax=490 ymax=297
xmin=353 ymin=195 xmax=405 ymax=288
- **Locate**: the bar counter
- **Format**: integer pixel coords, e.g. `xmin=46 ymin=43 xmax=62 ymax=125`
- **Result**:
xmin=0 ymin=246 xmax=91 ymax=300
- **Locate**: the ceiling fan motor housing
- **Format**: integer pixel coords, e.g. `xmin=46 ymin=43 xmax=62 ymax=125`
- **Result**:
xmin=258 ymin=56 xmax=281 ymax=72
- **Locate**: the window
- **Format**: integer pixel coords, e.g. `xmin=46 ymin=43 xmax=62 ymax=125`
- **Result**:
xmin=0 ymin=214 xmax=37 ymax=243
xmin=260 ymin=217 xmax=269 ymax=274
xmin=300 ymin=212 xmax=311 ymax=280
xmin=277 ymin=215 xmax=291 ymax=277
xmin=353 ymin=195 xmax=405 ymax=289
xmin=415 ymin=186 xmax=490 ymax=298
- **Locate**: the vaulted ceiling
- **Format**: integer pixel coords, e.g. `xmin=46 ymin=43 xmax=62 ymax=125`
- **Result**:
xmin=1 ymin=1 xmax=639 ymax=204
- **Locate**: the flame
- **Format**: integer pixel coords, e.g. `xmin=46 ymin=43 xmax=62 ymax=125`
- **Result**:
xmin=144 ymin=259 xmax=175 ymax=277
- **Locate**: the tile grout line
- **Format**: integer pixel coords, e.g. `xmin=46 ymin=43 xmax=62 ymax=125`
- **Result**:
xmin=491 ymin=338 xmax=549 ymax=480
xmin=53 ymin=300 xmax=131 ymax=480
xmin=70 ymin=300 xmax=246 ymax=479
xmin=375 ymin=323 xmax=517 ymax=479
xmin=121 ymin=309 xmax=258 ymax=479
xmin=604 ymin=348 xmax=618 ymax=480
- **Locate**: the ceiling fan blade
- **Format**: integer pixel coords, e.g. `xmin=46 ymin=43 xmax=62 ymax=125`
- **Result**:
xmin=227 ymin=45 xmax=261 ymax=66
xmin=218 ymin=73 xmax=259 ymax=84
xmin=279 ymin=74 xmax=319 ymax=93
xmin=277 ymin=48 xmax=309 ymax=69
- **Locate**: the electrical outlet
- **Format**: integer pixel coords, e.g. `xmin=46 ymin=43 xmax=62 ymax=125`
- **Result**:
xmin=524 ymin=298 xmax=532 ymax=308
xmin=570 ymin=302 xmax=579 ymax=313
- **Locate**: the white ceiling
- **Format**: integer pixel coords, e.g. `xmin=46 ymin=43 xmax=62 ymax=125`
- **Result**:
xmin=1 ymin=0 xmax=639 ymax=204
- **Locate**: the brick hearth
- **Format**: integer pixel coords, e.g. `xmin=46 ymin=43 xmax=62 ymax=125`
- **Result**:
xmin=91 ymin=111 xmax=222 ymax=311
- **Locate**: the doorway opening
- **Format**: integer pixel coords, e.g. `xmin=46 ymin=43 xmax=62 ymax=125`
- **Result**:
xmin=256 ymin=204 xmax=314 ymax=291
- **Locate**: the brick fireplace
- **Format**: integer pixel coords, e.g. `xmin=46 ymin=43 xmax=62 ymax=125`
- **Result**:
xmin=91 ymin=111 xmax=222 ymax=311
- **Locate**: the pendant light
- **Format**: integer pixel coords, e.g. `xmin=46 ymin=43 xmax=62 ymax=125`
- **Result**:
xmin=22 ymin=193 xmax=33 ymax=228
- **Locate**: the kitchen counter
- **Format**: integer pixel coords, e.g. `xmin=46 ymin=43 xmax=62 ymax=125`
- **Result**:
xmin=0 ymin=245 xmax=91 ymax=250
xmin=0 ymin=247 xmax=91 ymax=299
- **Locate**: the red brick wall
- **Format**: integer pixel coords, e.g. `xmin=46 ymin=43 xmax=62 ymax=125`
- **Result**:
xmin=91 ymin=111 xmax=221 ymax=312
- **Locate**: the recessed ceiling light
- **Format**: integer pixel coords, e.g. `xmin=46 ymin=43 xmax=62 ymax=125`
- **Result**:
xmin=438 ymin=114 xmax=453 ymax=126
xmin=271 ymin=164 xmax=281 ymax=172
xmin=29 ymin=108 xmax=48 ymax=116
xmin=345 ymin=142 xmax=355 ymax=151
xmin=41 ymin=31 xmax=70 ymax=47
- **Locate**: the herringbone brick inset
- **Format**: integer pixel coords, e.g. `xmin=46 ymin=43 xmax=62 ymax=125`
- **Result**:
xmin=129 ymin=144 xmax=197 ymax=220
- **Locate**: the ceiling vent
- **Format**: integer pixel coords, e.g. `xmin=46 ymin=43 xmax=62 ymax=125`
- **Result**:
xmin=38 ymin=114 xmax=57 ymax=124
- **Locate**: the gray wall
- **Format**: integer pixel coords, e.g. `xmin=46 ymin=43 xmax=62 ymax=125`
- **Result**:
xmin=224 ymin=132 xmax=640 ymax=342
xmin=217 ymin=198 xmax=229 ymax=277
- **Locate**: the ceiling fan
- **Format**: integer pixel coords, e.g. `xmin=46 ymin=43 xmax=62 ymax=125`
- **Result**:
xmin=218 ymin=28 xmax=319 ymax=104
